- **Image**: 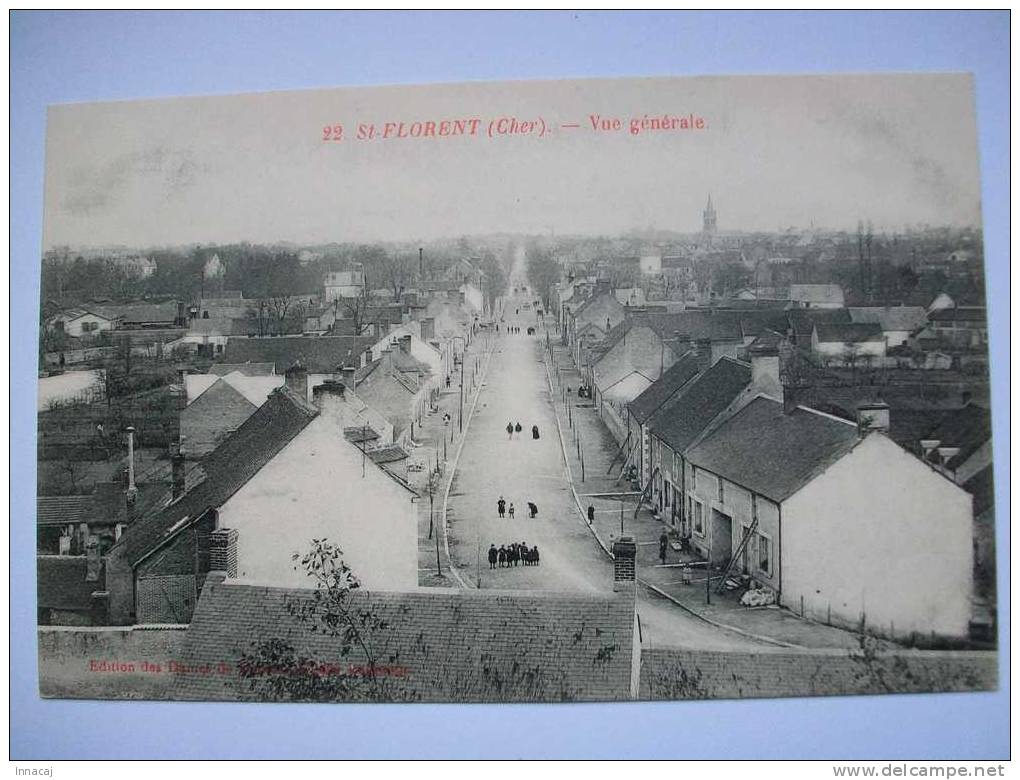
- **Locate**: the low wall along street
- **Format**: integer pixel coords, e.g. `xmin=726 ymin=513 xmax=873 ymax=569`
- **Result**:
xmin=38 ymin=626 xmax=187 ymax=700
xmin=639 ymin=647 xmax=998 ymax=700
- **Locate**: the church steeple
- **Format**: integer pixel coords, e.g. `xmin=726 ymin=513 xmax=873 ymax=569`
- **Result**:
xmin=702 ymin=194 xmax=717 ymax=238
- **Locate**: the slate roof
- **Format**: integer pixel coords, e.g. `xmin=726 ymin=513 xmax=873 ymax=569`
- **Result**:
xmin=928 ymin=307 xmax=987 ymax=324
xmin=787 ymin=308 xmax=852 ymax=335
xmin=37 ymin=556 xmax=105 ymax=611
xmin=97 ymin=302 xmax=180 ymax=326
xmin=209 ymin=362 xmax=276 ymax=377
xmin=686 ymin=396 xmax=861 ymax=503
xmin=344 ymin=427 xmax=380 ymax=444
xmin=221 ymin=337 xmax=365 ymax=374
xmin=848 ymin=306 xmax=928 ymax=332
xmin=963 ymin=465 xmax=995 ymax=518
xmin=921 ymin=404 xmax=991 ymax=470
xmin=789 ymin=284 xmax=844 ymax=306
xmin=172 ymin=581 xmax=635 ymax=703
xmin=814 ymin=322 xmax=885 ymax=344
xmin=627 ymin=352 xmax=702 ymax=424
xmin=648 ymin=357 xmax=752 ymax=452
xmin=111 ymin=386 xmax=318 ymax=567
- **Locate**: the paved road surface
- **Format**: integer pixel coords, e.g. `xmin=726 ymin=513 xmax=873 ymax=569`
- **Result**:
xmin=444 ymin=283 xmax=771 ymax=651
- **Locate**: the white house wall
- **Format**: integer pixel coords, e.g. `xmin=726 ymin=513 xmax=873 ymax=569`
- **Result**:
xmin=217 ymin=415 xmax=417 ymax=591
xmin=781 ymin=434 xmax=973 ymax=639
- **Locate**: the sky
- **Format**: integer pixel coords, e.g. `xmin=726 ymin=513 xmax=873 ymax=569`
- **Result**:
xmin=42 ymin=73 xmax=982 ymax=250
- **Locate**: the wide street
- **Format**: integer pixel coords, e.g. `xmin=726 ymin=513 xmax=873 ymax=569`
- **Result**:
xmin=442 ymin=271 xmax=770 ymax=651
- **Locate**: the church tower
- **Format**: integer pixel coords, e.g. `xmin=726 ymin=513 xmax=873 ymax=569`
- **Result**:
xmin=702 ymin=194 xmax=717 ymax=239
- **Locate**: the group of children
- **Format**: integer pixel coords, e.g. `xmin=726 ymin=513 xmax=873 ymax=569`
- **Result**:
xmin=487 ymin=542 xmax=540 ymax=568
xmin=496 ymin=496 xmax=538 ymax=519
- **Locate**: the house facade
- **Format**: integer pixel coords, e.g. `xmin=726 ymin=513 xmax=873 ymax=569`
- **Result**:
xmin=685 ymin=396 xmax=973 ymax=640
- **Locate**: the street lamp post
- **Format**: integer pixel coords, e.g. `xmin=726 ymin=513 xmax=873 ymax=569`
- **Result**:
xmin=450 ymin=336 xmax=467 ymax=433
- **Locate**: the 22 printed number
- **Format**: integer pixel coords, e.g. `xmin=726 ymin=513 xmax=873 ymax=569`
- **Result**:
xmin=322 ymin=124 xmax=344 ymax=141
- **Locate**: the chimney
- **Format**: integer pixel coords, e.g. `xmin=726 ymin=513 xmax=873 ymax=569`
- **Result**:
xmin=399 ymin=334 xmax=412 ymax=354
xmin=89 ymin=591 xmax=110 ymax=625
xmin=857 ymin=401 xmax=890 ymax=434
xmin=85 ymin=535 xmax=102 ymax=582
xmin=749 ymin=344 xmax=783 ymax=401
xmin=312 ymin=379 xmax=347 ymax=418
xmin=171 ymin=452 xmax=186 ymax=500
xmin=284 ymin=361 xmax=308 ymax=399
xmin=209 ymin=528 xmax=238 ymax=577
xmin=342 ymin=366 xmax=357 ymax=389
xmin=694 ymin=337 xmax=713 ymax=372
xmin=125 ymin=426 xmax=137 ymax=500
xmin=612 ymin=536 xmax=637 ymax=594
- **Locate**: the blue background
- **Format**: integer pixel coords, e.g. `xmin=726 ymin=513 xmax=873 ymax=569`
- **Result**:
xmin=10 ymin=11 xmax=1010 ymax=759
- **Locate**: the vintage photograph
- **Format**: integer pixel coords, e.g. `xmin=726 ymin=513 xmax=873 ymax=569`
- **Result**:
xmin=35 ymin=74 xmax=997 ymax=703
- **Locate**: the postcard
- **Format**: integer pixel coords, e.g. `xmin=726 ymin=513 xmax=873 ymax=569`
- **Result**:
xmin=36 ymin=74 xmax=996 ymax=702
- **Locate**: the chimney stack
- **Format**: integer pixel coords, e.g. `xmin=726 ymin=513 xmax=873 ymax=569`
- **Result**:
xmin=399 ymin=334 xmax=412 ymax=354
xmin=171 ymin=452 xmax=186 ymax=500
xmin=694 ymin=337 xmax=713 ymax=372
xmin=312 ymin=380 xmax=348 ymax=417
xmin=125 ymin=426 xmax=137 ymax=500
xmin=284 ymin=361 xmax=308 ymax=400
xmin=612 ymin=536 xmax=637 ymax=594
xmin=341 ymin=366 xmax=357 ymax=389
xmin=85 ymin=536 xmax=102 ymax=582
xmin=857 ymin=402 xmax=891 ymax=434
xmin=749 ymin=344 xmax=784 ymax=402
xmin=209 ymin=528 xmax=238 ymax=577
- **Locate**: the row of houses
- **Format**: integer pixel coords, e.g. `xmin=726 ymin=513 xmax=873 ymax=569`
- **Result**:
xmin=559 ymin=281 xmax=992 ymax=642
xmin=38 ymin=285 xmax=487 ymax=628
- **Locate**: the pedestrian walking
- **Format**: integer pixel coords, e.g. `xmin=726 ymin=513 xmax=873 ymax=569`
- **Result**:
xmin=520 ymin=543 xmax=530 ymax=565
xmin=587 ymin=504 xmax=595 ymax=524
xmin=508 ymin=502 xmax=515 ymax=519
xmin=488 ymin=544 xmax=498 ymax=569
xmin=531 ymin=424 xmax=540 ymax=440
xmin=659 ymin=530 xmax=669 ymax=565
xmin=528 ymin=501 xmax=538 ymax=519
xmin=514 ymin=421 xmax=522 ymax=435
xmin=497 ymin=496 xmax=506 ymax=518
xmin=497 ymin=546 xmax=507 ymax=568
xmin=445 ymin=375 xmax=451 ymax=388
xmin=506 ymin=421 xmax=513 ymax=439
xmin=531 ymin=546 xmax=540 ymax=566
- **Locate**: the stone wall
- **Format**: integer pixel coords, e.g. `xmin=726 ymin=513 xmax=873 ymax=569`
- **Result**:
xmin=640 ymin=647 xmax=998 ymax=700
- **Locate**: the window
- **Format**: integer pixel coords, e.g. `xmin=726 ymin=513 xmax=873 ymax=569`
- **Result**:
xmin=691 ymin=466 xmax=697 ymax=490
xmin=81 ymin=321 xmax=97 ymax=333
xmin=717 ymin=478 xmax=724 ymax=504
xmin=757 ymin=533 xmax=771 ymax=575
xmin=693 ymin=501 xmax=704 ymax=535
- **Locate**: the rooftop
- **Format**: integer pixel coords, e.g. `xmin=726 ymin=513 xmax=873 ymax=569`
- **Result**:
xmin=648 ymin=356 xmax=752 ymax=452
xmin=687 ymin=396 xmax=861 ymax=503
xmin=627 ymin=352 xmax=702 ymax=424
xmin=221 ymin=336 xmax=367 ymax=374
xmin=111 ymin=386 xmax=318 ymax=567
xmin=172 ymin=581 xmax=635 ymax=703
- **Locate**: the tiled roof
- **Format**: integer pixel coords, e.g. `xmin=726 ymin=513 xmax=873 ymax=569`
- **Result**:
xmin=814 ymin=322 xmax=885 ymax=344
xmin=97 ymin=302 xmax=180 ymax=325
xmin=921 ymin=404 xmax=991 ymax=470
xmin=344 ymin=427 xmax=380 ymax=444
xmin=789 ymin=284 xmax=844 ymax=305
xmin=687 ymin=396 xmax=861 ymax=503
xmin=221 ymin=337 xmax=366 ymax=374
xmin=111 ymin=386 xmax=318 ymax=567
xmin=786 ymin=308 xmax=850 ymax=335
xmin=928 ymin=307 xmax=987 ymax=324
xmin=172 ymin=582 xmax=635 ymax=703
xmin=37 ymin=496 xmax=93 ymax=527
xmin=37 ymin=556 xmax=105 ymax=611
xmin=848 ymin=306 xmax=928 ymax=332
xmin=367 ymin=444 xmax=409 ymax=464
xmin=648 ymin=357 xmax=751 ymax=452
xmin=627 ymin=352 xmax=702 ymax=424
xmin=209 ymin=362 xmax=276 ymax=377
xmin=37 ymin=485 xmax=125 ymax=528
